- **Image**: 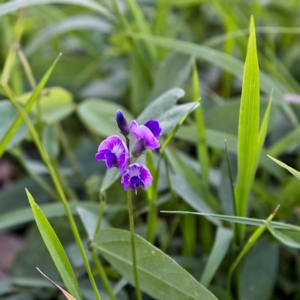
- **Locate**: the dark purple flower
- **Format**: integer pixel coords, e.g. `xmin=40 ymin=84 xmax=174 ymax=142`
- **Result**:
xmin=121 ymin=163 xmax=153 ymax=191
xmin=95 ymin=135 xmax=129 ymax=171
xmin=130 ymin=120 xmax=162 ymax=156
xmin=116 ymin=110 xmax=130 ymax=137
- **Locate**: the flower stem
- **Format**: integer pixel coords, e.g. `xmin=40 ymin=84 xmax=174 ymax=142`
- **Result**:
xmin=91 ymin=250 xmax=116 ymax=300
xmin=127 ymin=189 xmax=142 ymax=300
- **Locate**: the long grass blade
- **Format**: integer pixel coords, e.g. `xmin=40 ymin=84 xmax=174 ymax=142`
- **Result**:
xmin=27 ymin=190 xmax=81 ymax=299
xmin=234 ymin=16 xmax=260 ymax=245
xmin=0 ymin=54 xmax=61 ymax=157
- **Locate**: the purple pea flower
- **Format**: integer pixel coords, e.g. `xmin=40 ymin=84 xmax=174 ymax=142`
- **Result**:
xmin=121 ymin=163 xmax=153 ymax=191
xmin=116 ymin=110 xmax=130 ymax=137
xmin=130 ymin=119 xmax=162 ymax=157
xmin=95 ymin=135 xmax=129 ymax=171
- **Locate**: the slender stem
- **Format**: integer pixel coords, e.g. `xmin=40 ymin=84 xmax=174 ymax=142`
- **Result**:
xmin=17 ymin=47 xmax=36 ymax=89
xmin=91 ymin=250 xmax=116 ymax=300
xmin=2 ymin=84 xmax=102 ymax=300
xmin=127 ymin=189 xmax=142 ymax=300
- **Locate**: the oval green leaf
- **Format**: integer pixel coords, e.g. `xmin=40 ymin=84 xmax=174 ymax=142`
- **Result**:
xmin=17 ymin=87 xmax=75 ymax=124
xmin=94 ymin=228 xmax=217 ymax=300
xmin=77 ymin=99 xmax=133 ymax=137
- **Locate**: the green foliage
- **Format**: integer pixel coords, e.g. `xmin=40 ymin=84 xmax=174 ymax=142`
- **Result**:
xmin=94 ymin=228 xmax=217 ymax=300
xmin=234 ymin=17 xmax=260 ymax=244
xmin=26 ymin=190 xmax=82 ymax=299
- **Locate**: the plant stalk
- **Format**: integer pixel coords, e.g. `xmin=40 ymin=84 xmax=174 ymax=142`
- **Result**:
xmin=127 ymin=189 xmax=142 ymax=300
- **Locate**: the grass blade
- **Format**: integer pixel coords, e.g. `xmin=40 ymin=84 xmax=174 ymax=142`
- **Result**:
xmin=193 ymin=62 xmax=210 ymax=197
xmin=26 ymin=190 xmax=81 ymax=300
xmin=200 ymin=227 xmax=232 ymax=287
xmin=0 ymin=53 xmax=61 ymax=157
xmin=160 ymin=210 xmax=300 ymax=232
xmin=234 ymin=16 xmax=260 ymax=244
xmin=258 ymin=91 xmax=273 ymax=162
xmin=268 ymin=155 xmax=300 ymax=180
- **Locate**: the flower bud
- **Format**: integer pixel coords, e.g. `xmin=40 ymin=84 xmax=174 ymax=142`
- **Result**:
xmin=116 ymin=110 xmax=130 ymax=137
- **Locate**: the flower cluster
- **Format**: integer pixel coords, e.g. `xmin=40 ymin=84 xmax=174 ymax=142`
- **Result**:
xmin=95 ymin=110 xmax=162 ymax=191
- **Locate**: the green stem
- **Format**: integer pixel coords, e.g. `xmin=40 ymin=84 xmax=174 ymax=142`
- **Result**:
xmin=127 ymin=189 xmax=142 ymax=300
xmin=2 ymin=84 xmax=102 ymax=300
xmin=91 ymin=250 xmax=116 ymax=300
xmin=17 ymin=47 xmax=36 ymax=89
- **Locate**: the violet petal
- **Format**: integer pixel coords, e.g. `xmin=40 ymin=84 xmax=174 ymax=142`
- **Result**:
xmin=144 ymin=120 xmax=162 ymax=138
xmin=95 ymin=135 xmax=129 ymax=171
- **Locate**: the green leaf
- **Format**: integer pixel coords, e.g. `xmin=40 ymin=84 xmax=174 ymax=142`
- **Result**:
xmin=200 ymin=227 xmax=233 ymax=287
xmin=160 ymin=210 xmax=300 ymax=232
xmin=17 ymin=87 xmax=75 ymax=124
xmin=100 ymin=168 xmax=121 ymax=194
xmin=0 ymin=54 xmax=61 ymax=157
xmin=94 ymin=228 xmax=217 ymax=300
xmin=193 ymin=62 xmax=210 ymax=197
xmin=137 ymin=88 xmax=185 ymax=124
xmin=235 ymin=17 xmax=260 ymax=244
xmin=149 ymin=52 xmax=193 ymax=101
xmin=240 ymin=238 xmax=278 ymax=300
xmin=159 ymin=102 xmax=199 ymax=136
xmin=266 ymin=222 xmax=300 ymax=249
xmin=258 ymin=92 xmax=273 ymax=159
xmin=0 ymin=0 xmax=114 ymax=20
xmin=268 ymin=155 xmax=300 ymax=180
xmin=26 ymin=189 xmax=82 ymax=300
xmin=0 ymin=101 xmax=29 ymax=149
xmin=77 ymin=99 xmax=133 ymax=137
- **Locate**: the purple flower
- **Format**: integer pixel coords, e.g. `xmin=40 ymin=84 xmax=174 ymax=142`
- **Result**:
xmin=116 ymin=110 xmax=130 ymax=137
xmin=121 ymin=163 xmax=153 ymax=191
xmin=95 ymin=135 xmax=129 ymax=171
xmin=130 ymin=120 xmax=162 ymax=156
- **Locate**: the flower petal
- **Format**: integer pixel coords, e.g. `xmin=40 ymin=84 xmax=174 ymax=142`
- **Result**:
xmin=144 ymin=120 xmax=162 ymax=138
xmin=132 ymin=124 xmax=160 ymax=149
xmin=95 ymin=135 xmax=129 ymax=171
xmin=121 ymin=163 xmax=152 ymax=191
